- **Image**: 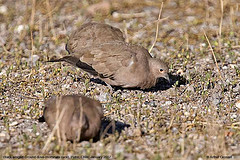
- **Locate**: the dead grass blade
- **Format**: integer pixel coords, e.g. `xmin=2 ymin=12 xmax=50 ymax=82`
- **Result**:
xmin=42 ymin=96 xmax=65 ymax=153
xmin=203 ymin=31 xmax=224 ymax=82
xmin=148 ymin=2 xmax=164 ymax=54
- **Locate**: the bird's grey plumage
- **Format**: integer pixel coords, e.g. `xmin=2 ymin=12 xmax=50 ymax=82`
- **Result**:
xmin=51 ymin=22 xmax=169 ymax=89
xmin=43 ymin=94 xmax=103 ymax=141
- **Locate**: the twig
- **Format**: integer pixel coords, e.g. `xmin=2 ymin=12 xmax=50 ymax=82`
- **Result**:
xmin=42 ymin=96 xmax=65 ymax=152
xmin=203 ymin=31 xmax=224 ymax=82
xmin=148 ymin=2 xmax=164 ymax=53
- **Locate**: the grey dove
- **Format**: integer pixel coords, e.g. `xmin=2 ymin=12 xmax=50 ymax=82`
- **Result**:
xmin=43 ymin=94 xmax=103 ymax=141
xmin=51 ymin=22 xmax=169 ymax=89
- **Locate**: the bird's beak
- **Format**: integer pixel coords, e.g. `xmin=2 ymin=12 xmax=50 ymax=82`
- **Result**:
xmin=164 ymin=74 xmax=170 ymax=83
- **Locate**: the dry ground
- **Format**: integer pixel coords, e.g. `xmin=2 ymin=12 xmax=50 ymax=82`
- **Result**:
xmin=0 ymin=0 xmax=240 ymax=159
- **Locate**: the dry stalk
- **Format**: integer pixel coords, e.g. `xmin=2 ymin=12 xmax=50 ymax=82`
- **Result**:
xmin=42 ymin=96 xmax=65 ymax=153
xmin=19 ymin=0 xmax=29 ymax=41
xmin=76 ymin=97 xmax=83 ymax=142
xmin=219 ymin=0 xmax=224 ymax=37
xmin=113 ymin=12 xmax=146 ymax=19
xmin=167 ymin=115 xmax=175 ymax=130
xmin=100 ymin=120 xmax=114 ymax=140
xmin=203 ymin=31 xmax=224 ymax=82
xmin=46 ymin=0 xmax=57 ymax=40
xmin=181 ymin=130 xmax=185 ymax=155
xmin=30 ymin=0 xmax=36 ymax=28
xmin=30 ymin=0 xmax=36 ymax=70
xmin=148 ymin=2 xmax=164 ymax=54
xmin=39 ymin=15 xmax=43 ymax=43
xmin=56 ymin=96 xmax=61 ymax=144
xmin=218 ymin=0 xmax=224 ymax=54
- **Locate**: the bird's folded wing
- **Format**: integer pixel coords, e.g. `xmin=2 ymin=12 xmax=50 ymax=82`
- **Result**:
xmin=74 ymin=43 xmax=135 ymax=79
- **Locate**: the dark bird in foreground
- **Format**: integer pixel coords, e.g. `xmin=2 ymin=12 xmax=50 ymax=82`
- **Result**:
xmin=43 ymin=94 xmax=103 ymax=142
xmin=50 ymin=22 xmax=169 ymax=89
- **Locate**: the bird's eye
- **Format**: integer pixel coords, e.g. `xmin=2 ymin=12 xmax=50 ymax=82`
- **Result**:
xmin=159 ymin=69 xmax=164 ymax=72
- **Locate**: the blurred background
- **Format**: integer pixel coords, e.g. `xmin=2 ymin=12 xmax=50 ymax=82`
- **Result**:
xmin=0 ymin=0 xmax=239 ymax=62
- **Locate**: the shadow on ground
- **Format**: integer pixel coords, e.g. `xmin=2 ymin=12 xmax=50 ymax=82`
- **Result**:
xmin=148 ymin=73 xmax=188 ymax=91
xmin=93 ymin=119 xmax=130 ymax=142
xmin=77 ymin=73 xmax=187 ymax=92
xmin=38 ymin=116 xmax=130 ymax=143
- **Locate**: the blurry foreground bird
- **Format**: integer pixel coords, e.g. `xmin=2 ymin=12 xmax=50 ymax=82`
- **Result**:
xmin=43 ymin=94 xmax=103 ymax=142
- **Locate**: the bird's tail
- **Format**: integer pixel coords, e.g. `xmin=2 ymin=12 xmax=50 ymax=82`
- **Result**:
xmin=47 ymin=56 xmax=79 ymax=66
xmin=47 ymin=58 xmax=65 ymax=62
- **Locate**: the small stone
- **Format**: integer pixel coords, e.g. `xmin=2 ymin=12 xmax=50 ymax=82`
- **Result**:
xmin=136 ymin=153 xmax=145 ymax=160
xmin=115 ymin=144 xmax=124 ymax=154
xmin=9 ymin=121 xmax=18 ymax=126
xmin=96 ymin=92 xmax=108 ymax=102
xmin=222 ymin=66 xmax=228 ymax=70
xmin=186 ymin=84 xmax=194 ymax=92
xmin=164 ymin=101 xmax=172 ymax=106
xmin=184 ymin=112 xmax=190 ymax=116
xmin=0 ymin=131 xmax=10 ymax=142
xmin=0 ymin=5 xmax=7 ymax=14
xmin=236 ymin=100 xmax=240 ymax=108
xmin=14 ymin=25 xmax=29 ymax=33
xmin=177 ymin=69 xmax=184 ymax=75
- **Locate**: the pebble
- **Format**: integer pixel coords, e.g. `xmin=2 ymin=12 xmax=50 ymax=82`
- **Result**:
xmin=186 ymin=84 xmax=195 ymax=92
xmin=136 ymin=153 xmax=145 ymax=160
xmin=0 ymin=131 xmax=10 ymax=142
xmin=222 ymin=66 xmax=228 ymax=70
xmin=184 ymin=112 xmax=190 ymax=116
xmin=96 ymin=92 xmax=108 ymax=102
xmin=14 ymin=25 xmax=29 ymax=34
xmin=236 ymin=101 xmax=240 ymax=109
xmin=164 ymin=101 xmax=172 ymax=106
xmin=9 ymin=121 xmax=19 ymax=127
xmin=0 ymin=5 xmax=7 ymax=14
xmin=114 ymin=144 xmax=124 ymax=154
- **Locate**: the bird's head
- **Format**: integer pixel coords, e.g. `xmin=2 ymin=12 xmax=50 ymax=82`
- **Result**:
xmin=149 ymin=58 xmax=170 ymax=83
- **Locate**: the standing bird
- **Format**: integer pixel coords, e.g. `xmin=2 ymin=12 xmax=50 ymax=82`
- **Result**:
xmin=50 ymin=22 xmax=169 ymax=89
xmin=43 ymin=94 xmax=103 ymax=142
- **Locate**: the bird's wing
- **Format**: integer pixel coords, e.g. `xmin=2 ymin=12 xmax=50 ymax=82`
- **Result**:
xmin=74 ymin=43 xmax=136 ymax=79
xmin=66 ymin=22 xmax=125 ymax=54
